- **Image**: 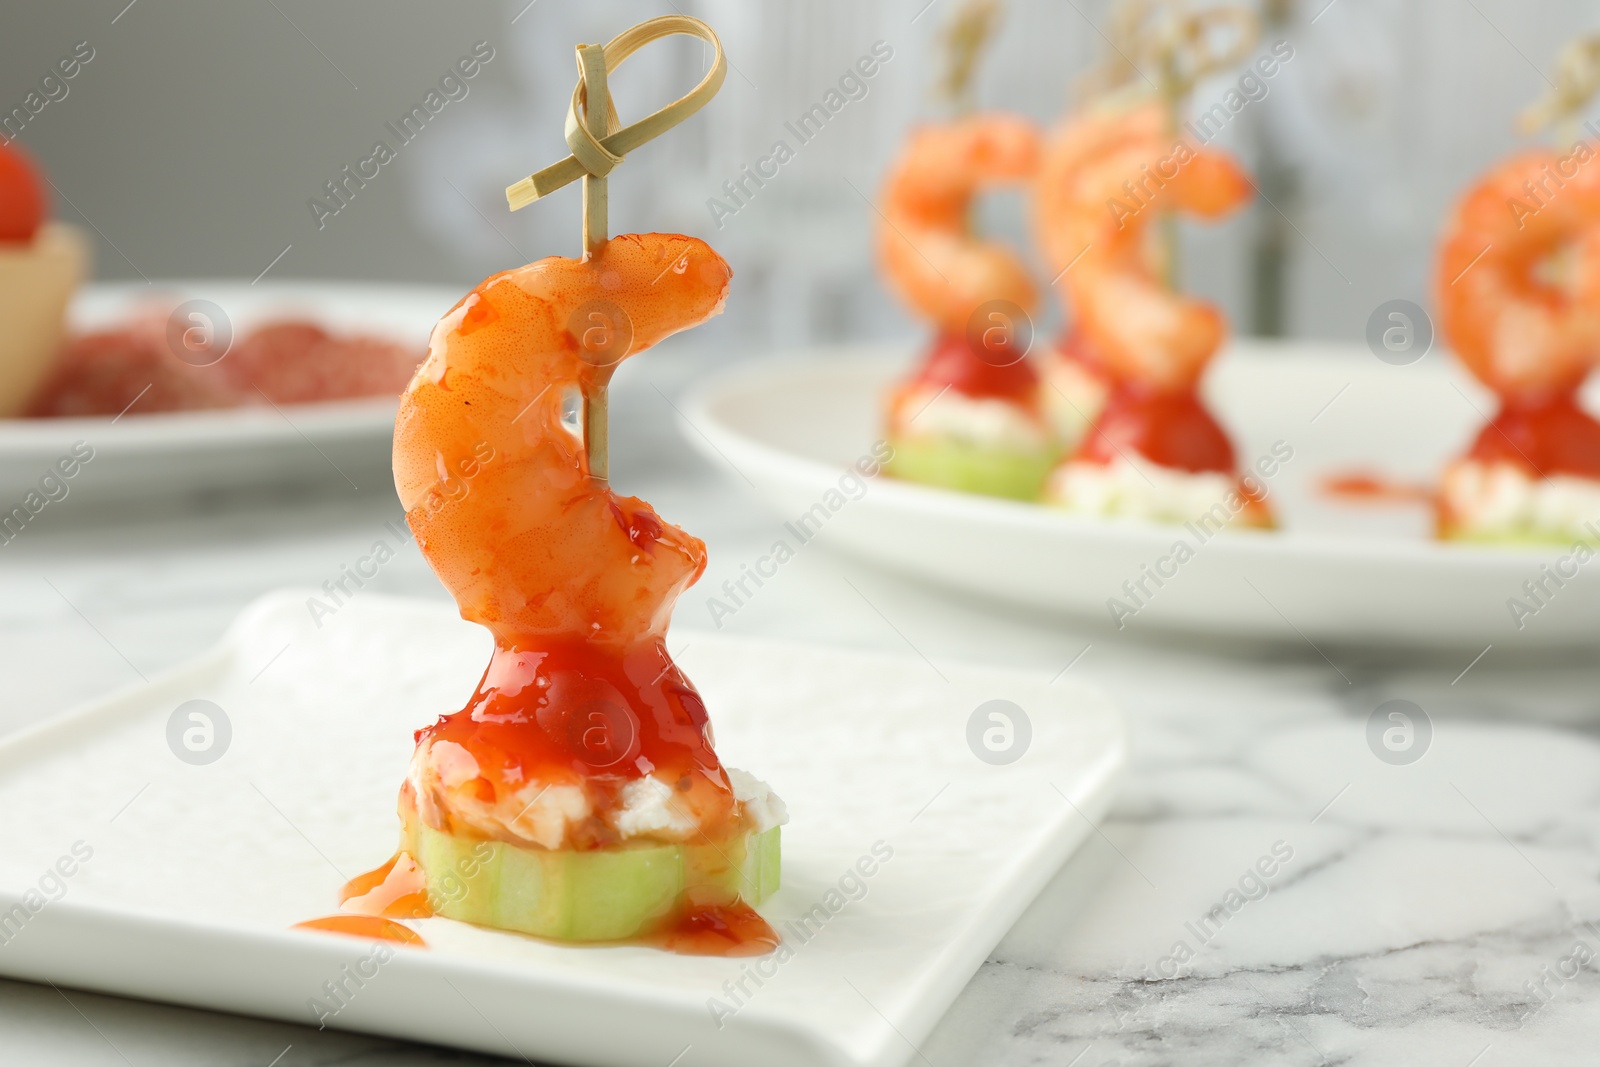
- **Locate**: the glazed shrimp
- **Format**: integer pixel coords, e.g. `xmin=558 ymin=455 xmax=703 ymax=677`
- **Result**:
xmin=1034 ymin=96 xmax=1251 ymax=391
xmin=395 ymin=234 xmax=728 ymax=647
xmin=392 ymin=233 xmax=741 ymax=844
xmin=1436 ymin=150 xmax=1600 ymax=399
xmin=875 ymin=112 xmax=1042 ymax=334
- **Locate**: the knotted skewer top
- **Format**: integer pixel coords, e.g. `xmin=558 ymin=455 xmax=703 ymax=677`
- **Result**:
xmin=505 ymin=15 xmax=727 ymax=254
xmin=502 ymin=15 xmax=727 ymax=483
xmin=1080 ymin=0 xmax=1259 ymax=109
xmin=1520 ymin=34 xmax=1600 ymax=137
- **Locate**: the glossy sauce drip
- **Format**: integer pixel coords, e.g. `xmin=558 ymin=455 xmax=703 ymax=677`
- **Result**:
xmin=293 ymin=914 xmax=426 ymax=946
xmin=1320 ymin=471 xmax=1435 ymax=504
xmin=293 ymin=854 xmax=433 ymax=947
xmin=1467 ymin=390 xmax=1600 ymax=479
xmin=1078 ymin=383 xmax=1236 ymax=473
xmin=906 ymin=331 xmax=1039 ymax=402
xmin=339 ymin=855 xmax=402 ymax=905
xmin=646 ymin=899 xmax=780 ymax=957
xmin=340 ymin=853 xmax=433 ymax=919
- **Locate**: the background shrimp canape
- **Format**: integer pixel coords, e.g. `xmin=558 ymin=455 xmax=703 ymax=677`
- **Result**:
xmin=1434 ymin=148 xmax=1600 ymax=544
xmin=875 ymin=115 xmax=1056 ymax=501
xmin=876 ymin=3 xmax=1059 ymax=501
xmin=1037 ymin=93 xmax=1271 ymax=529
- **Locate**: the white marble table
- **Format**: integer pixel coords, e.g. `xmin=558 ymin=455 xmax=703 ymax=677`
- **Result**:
xmin=3 ymin=353 xmax=1598 ymax=1066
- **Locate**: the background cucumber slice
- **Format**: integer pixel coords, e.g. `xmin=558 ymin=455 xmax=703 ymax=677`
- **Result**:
xmin=888 ymin=434 xmax=1058 ymax=500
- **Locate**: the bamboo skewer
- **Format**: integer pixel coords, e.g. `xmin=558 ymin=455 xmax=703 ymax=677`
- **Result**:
xmin=503 ymin=15 xmax=727 ymax=485
xmin=1082 ymin=0 xmax=1256 ymax=107
xmin=938 ymin=0 xmax=1003 ymax=116
xmin=937 ymin=0 xmax=1006 ymax=254
xmin=577 ymin=43 xmax=613 ymax=258
xmin=576 ymin=42 xmax=614 ymax=480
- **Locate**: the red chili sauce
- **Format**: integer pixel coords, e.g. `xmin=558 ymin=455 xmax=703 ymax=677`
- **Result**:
xmin=1077 ymin=382 xmax=1236 ymax=474
xmin=293 ymin=914 xmax=426 ymax=946
xmin=1466 ymin=390 xmax=1600 ymax=480
xmin=415 ymin=638 xmax=730 ymax=847
xmin=905 ymin=331 xmax=1038 ymax=402
xmin=1320 ymin=472 xmax=1434 ymax=504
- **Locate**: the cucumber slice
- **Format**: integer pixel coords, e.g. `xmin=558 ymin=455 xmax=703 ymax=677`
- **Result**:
xmin=888 ymin=434 xmax=1057 ymax=501
xmin=1439 ymin=521 xmax=1600 ymax=547
xmin=412 ymin=823 xmax=780 ymax=941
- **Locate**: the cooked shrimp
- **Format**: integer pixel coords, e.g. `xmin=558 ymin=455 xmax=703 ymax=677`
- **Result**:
xmin=1435 ymin=149 xmax=1600 ymax=399
xmin=392 ymin=232 xmax=741 ymax=844
xmin=1033 ymin=95 xmax=1251 ymax=392
xmin=875 ymin=112 xmax=1042 ymax=335
xmin=395 ymin=233 xmax=728 ymax=647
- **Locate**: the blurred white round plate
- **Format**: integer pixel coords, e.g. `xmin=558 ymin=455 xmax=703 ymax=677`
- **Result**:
xmin=682 ymin=341 xmax=1600 ymax=649
xmin=0 ymin=281 xmax=461 ymax=503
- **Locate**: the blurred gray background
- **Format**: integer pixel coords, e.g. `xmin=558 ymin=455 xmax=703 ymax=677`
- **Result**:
xmin=3 ymin=0 xmax=1596 ymax=354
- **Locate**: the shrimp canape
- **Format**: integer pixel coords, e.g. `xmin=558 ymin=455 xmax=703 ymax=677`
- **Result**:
xmin=878 ymin=114 xmax=1055 ymax=499
xmin=1434 ymin=41 xmax=1600 ymax=545
xmin=339 ymin=18 xmax=785 ymax=955
xmin=1034 ymin=2 xmax=1272 ymax=528
xmin=877 ymin=3 xmax=1057 ymax=500
xmin=1036 ymin=91 xmax=1271 ymax=528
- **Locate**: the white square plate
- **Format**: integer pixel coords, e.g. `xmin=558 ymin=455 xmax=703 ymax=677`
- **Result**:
xmin=0 ymin=592 xmax=1123 ymax=1067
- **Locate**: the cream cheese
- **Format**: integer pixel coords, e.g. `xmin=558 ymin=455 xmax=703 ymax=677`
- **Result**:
xmin=409 ymin=738 xmax=787 ymax=849
xmin=1441 ymin=461 xmax=1600 ymax=540
xmin=1045 ymin=457 xmax=1255 ymax=526
xmin=893 ymin=386 xmax=1051 ymax=452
